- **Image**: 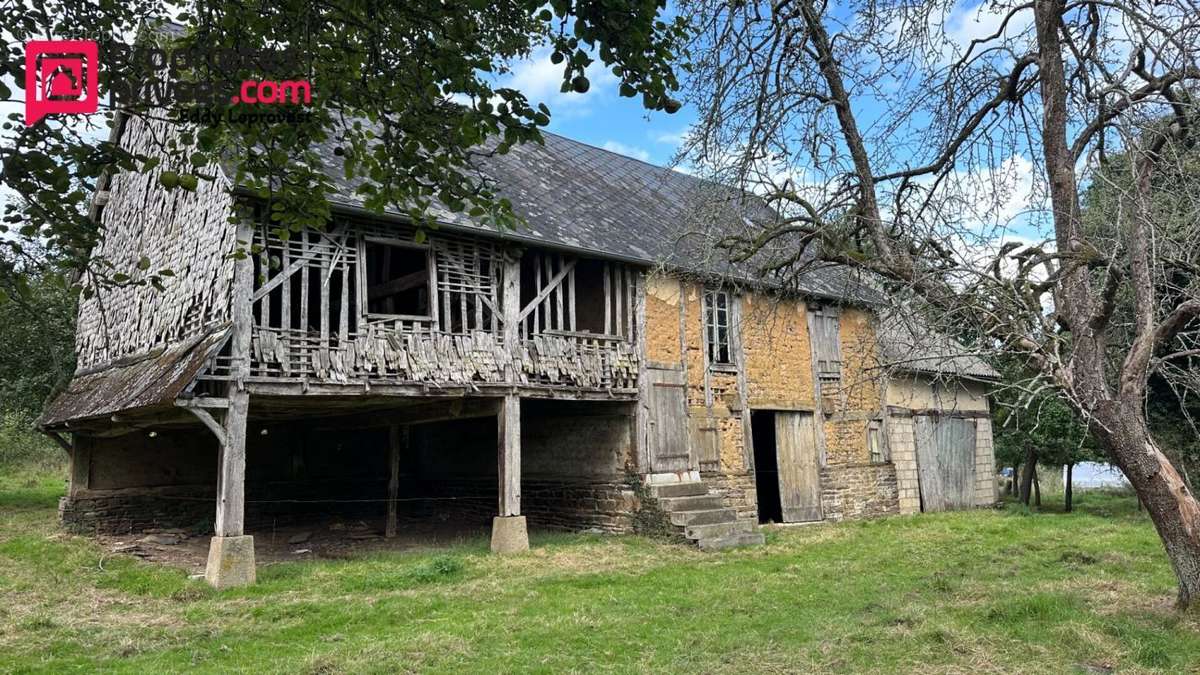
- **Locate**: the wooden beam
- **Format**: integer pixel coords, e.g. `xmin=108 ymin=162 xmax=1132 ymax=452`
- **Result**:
xmin=176 ymin=397 xmax=230 ymax=409
xmin=311 ymin=397 xmax=503 ymax=430
xmin=498 ymin=394 xmax=521 ymax=517
xmin=385 ymin=424 xmax=405 ymax=538
xmin=215 ymin=389 xmax=249 ymax=537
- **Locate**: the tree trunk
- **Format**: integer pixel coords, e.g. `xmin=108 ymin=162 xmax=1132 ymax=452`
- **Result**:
xmin=1033 ymin=465 xmax=1041 ymax=508
xmin=1065 ymin=463 xmax=1074 ymax=513
xmin=1020 ymin=447 xmax=1038 ymax=505
xmin=1095 ymin=401 xmax=1200 ymax=609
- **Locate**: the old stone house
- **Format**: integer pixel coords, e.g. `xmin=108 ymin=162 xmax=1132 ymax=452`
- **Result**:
xmin=39 ymin=114 xmax=998 ymax=588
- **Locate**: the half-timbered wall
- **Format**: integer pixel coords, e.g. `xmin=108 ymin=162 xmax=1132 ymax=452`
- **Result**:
xmin=75 ymin=115 xmax=238 ymax=369
xmin=222 ymin=220 xmax=639 ymax=391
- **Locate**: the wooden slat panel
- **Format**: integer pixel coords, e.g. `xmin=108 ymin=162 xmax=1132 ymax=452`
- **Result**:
xmin=689 ymin=417 xmax=720 ymax=470
xmin=646 ymin=367 xmax=690 ymax=473
xmin=774 ymin=411 xmax=822 ymax=522
xmin=914 ymin=415 xmax=977 ymax=512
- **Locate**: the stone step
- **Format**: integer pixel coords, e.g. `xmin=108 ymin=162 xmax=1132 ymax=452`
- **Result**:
xmin=669 ymin=508 xmax=737 ymax=527
xmin=657 ymin=494 xmax=725 ymax=513
xmin=684 ymin=519 xmax=757 ymax=541
xmin=698 ymin=531 xmax=766 ymax=551
xmin=649 ymin=482 xmax=709 ymax=498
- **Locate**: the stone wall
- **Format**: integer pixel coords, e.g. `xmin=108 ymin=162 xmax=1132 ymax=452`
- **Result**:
xmin=741 ymin=295 xmax=816 ymax=408
xmin=60 ymin=488 xmax=215 ymax=535
xmin=887 ymin=415 xmax=921 ymax=515
xmin=973 ymin=418 xmax=998 ymax=506
xmin=820 ymin=464 xmax=900 ymax=521
xmin=701 ymin=470 xmax=757 ymax=521
xmin=644 ymin=275 xmax=682 ymax=365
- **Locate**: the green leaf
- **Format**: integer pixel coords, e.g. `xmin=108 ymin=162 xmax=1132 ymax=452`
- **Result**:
xmin=179 ymin=174 xmax=199 ymax=191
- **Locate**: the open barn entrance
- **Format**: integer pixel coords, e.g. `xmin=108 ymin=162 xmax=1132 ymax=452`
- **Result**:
xmin=751 ymin=409 xmax=823 ymax=524
xmin=63 ymin=395 xmax=638 ymax=565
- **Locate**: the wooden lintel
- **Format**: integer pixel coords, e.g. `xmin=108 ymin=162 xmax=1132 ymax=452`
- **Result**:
xmin=312 ymin=397 xmax=503 ymax=430
xmin=175 ymin=397 xmax=230 ymax=409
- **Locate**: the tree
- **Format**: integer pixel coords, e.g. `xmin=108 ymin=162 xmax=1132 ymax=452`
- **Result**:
xmin=1 ymin=0 xmax=689 ymax=291
xmin=0 ymin=244 xmax=76 ymax=415
xmin=678 ymin=0 xmax=1200 ymax=607
xmin=991 ymin=361 xmax=1098 ymax=510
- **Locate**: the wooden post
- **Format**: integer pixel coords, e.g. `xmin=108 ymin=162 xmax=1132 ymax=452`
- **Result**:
xmin=214 ymin=389 xmax=249 ymax=536
xmin=491 ymin=393 xmax=528 ymax=554
xmin=385 ymin=424 xmax=405 ymax=538
xmin=68 ymin=434 xmax=88 ymax=497
xmin=498 ymin=394 xmax=521 ymax=516
xmin=216 ymin=218 xmax=255 ymax=538
xmin=206 ymin=217 xmax=256 ymax=589
xmin=502 ymin=250 xmax=521 ymax=380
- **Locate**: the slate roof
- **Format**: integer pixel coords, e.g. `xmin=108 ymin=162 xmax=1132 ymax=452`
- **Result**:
xmin=308 ymin=128 xmax=884 ymax=305
xmin=876 ymin=316 xmax=999 ymax=380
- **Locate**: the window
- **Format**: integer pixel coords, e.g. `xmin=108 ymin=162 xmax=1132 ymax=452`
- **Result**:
xmin=868 ymin=419 xmax=888 ymax=463
xmin=704 ymin=290 xmax=733 ymax=366
xmin=363 ymin=238 xmax=432 ymax=317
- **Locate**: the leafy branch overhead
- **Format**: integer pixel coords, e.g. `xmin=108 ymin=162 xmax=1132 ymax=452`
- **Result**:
xmin=0 ymin=0 xmax=689 ymax=293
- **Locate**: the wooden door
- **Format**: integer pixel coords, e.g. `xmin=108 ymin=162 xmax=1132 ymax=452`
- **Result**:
xmin=914 ymin=415 xmax=977 ymax=511
xmin=774 ymin=411 xmax=823 ymax=522
xmin=646 ymin=367 xmax=692 ymax=473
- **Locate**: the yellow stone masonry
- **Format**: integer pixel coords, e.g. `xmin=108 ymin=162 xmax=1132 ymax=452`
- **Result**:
xmin=741 ymin=294 xmax=816 ymax=409
xmin=644 ymin=275 xmax=682 ymax=365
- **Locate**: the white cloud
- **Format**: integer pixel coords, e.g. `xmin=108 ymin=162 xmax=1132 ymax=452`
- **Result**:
xmin=654 ymin=128 xmax=690 ymax=145
xmin=601 ymin=140 xmax=650 ymax=162
xmin=495 ymin=47 xmax=618 ymax=119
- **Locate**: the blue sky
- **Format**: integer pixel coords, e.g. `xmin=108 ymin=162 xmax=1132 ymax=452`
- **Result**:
xmin=491 ymin=45 xmax=695 ymax=167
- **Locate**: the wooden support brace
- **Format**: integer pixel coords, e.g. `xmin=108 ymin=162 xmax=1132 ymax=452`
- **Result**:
xmin=41 ymin=430 xmax=72 ymax=454
xmin=517 ymin=259 xmax=576 ymax=322
xmin=177 ymin=402 xmax=228 ymax=447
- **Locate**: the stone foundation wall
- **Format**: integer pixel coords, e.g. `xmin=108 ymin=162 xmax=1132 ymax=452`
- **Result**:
xmin=701 ymin=470 xmax=758 ymax=521
xmin=524 ymin=479 xmax=640 ymax=533
xmin=60 ymin=487 xmax=214 ymax=535
xmin=819 ymin=463 xmax=899 ymax=521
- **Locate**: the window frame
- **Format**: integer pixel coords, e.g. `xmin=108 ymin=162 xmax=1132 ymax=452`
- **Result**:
xmin=703 ymin=288 xmax=736 ymax=369
xmin=360 ymin=235 xmax=437 ymax=321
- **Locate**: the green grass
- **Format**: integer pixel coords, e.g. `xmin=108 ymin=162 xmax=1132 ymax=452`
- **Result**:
xmin=1 ymin=473 xmax=1198 ymax=674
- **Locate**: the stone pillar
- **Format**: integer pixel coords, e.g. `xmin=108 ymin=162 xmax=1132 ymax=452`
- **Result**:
xmin=205 ymin=218 xmax=256 ymax=589
xmin=887 ymin=413 xmax=921 ymax=515
xmin=491 ymin=394 xmax=528 ymax=554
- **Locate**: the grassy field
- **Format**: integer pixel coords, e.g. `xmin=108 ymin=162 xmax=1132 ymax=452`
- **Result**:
xmin=1 ymin=467 xmax=1199 ymax=674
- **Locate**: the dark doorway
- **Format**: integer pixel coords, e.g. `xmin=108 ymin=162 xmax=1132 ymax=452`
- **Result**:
xmin=751 ymin=410 xmax=782 ymax=524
